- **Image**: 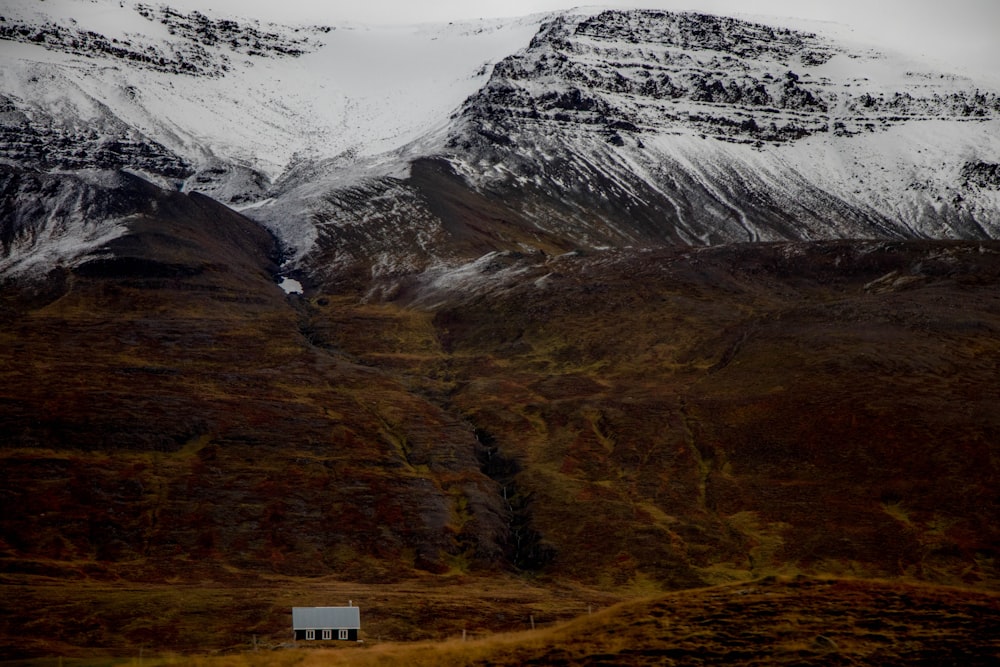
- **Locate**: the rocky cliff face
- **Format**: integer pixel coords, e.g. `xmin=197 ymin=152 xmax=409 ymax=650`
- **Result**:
xmin=0 ymin=2 xmax=324 ymax=188
xmin=0 ymin=0 xmax=334 ymax=212
xmin=0 ymin=87 xmax=191 ymax=183
xmin=438 ymin=9 xmax=1000 ymax=253
xmin=0 ymin=3 xmax=320 ymax=77
xmin=469 ymin=10 xmax=838 ymax=144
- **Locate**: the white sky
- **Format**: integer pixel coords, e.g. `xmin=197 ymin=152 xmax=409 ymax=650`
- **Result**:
xmin=157 ymin=1 xmax=1000 ymax=82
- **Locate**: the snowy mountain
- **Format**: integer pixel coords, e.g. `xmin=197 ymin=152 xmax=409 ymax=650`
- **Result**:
xmin=2 ymin=1 xmax=999 ymax=285
xmin=282 ymin=8 xmax=1000 ymax=287
xmin=0 ymin=0 xmax=543 ymax=184
xmin=446 ymin=9 xmax=1000 ymax=245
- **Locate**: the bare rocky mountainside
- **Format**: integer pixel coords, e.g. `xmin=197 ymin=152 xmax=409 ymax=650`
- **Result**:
xmin=1 ymin=1 xmax=1000 ymax=661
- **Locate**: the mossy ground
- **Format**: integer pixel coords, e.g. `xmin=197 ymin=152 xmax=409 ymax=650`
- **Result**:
xmin=4 ymin=235 xmax=1000 ymax=659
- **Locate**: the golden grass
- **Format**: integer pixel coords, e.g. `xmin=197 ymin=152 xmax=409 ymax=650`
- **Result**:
xmin=0 ymin=572 xmax=625 ymax=662
xmin=68 ymin=576 xmax=1000 ymax=667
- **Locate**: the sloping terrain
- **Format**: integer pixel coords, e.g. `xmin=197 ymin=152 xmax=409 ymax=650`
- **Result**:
xmin=279 ymin=10 xmax=1000 ymax=283
xmin=4 ymin=232 xmax=999 ymax=658
xmin=0 ymin=167 xmax=514 ymax=593
xmin=308 ymin=240 xmax=1000 ymax=589
xmin=443 ymin=9 xmax=1000 ymax=246
xmin=0 ymin=0 xmax=545 ymax=203
xmin=128 ymin=577 xmax=1000 ymax=666
xmin=2 ymin=3 xmax=1000 ymax=278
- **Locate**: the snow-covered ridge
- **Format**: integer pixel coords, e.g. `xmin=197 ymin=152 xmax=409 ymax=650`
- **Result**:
xmin=0 ymin=1 xmax=323 ymax=77
xmin=462 ymin=9 xmax=1000 ymax=148
xmin=409 ymin=9 xmax=1000 ymax=254
xmin=2 ymin=4 xmax=1000 ymax=284
xmin=0 ymin=167 xmax=142 ymax=276
xmin=0 ymin=0 xmax=547 ymax=191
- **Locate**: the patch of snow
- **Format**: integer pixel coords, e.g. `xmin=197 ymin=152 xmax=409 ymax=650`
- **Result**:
xmin=233 ymin=197 xmax=275 ymax=212
xmin=406 ymin=252 xmax=536 ymax=308
xmin=277 ymin=276 xmax=303 ymax=294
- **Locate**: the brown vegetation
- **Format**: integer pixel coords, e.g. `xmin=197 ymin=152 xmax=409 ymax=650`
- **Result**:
xmin=22 ymin=577 xmax=997 ymax=666
xmin=2 ymin=178 xmax=999 ymax=660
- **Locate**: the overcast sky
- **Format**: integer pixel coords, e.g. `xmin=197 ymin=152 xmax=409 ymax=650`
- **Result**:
xmin=165 ymin=1 xmax=999 ymax=81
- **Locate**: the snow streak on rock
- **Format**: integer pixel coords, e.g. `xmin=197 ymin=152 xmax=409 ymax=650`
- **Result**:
xmin=0 ymin=167 xmax=142 ymax=276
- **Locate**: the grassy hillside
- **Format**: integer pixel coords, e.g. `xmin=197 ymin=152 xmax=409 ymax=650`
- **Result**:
xmin=2 ymin=174 xmax=999 ymax=660
xmin=39 ymin=577 xmax=997 ymax=666
xmin=0 ymin=178 xmax=510 ymax=588
xmin=310 ymin=241 xmax=1000 ymax=589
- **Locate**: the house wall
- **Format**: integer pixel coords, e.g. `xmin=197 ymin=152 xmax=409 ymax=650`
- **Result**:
xmin=294 ymin=628 xmax=359 ymax=641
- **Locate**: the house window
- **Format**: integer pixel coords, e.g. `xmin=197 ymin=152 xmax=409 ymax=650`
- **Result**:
xmin=322 ymin=629 xmax=332 ymax=640
xmin=305 ymin=629 xmax=315 ymax=640
xmin=339 ymin=629 xmax=349 ymax=640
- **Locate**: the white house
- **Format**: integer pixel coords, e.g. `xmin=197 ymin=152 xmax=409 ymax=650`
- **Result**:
xmin=292 ymin=605 xmax=361 ymax=641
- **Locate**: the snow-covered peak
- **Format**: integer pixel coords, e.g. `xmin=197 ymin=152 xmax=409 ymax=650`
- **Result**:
xmin=464 ymin=9 xmax=999 ymax=142
xmin=0 ymin=1 xmax=547 ymax=186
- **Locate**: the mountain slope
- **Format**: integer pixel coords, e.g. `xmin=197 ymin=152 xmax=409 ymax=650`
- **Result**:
xmin=446 ymin=9 xmax=1000 ymax=244
xmin=0 ymin=0 xmax=545 ymax=200
xmin=0 ymin=167 xmax=515 ymax=583
xmin=353 ymin=240 xmax=1000 ymax=588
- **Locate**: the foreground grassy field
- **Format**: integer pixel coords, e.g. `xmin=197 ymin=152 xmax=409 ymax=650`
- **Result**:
xmin=10 ymin=577 xmax=996 ymax=667
xmin=0 ymin=572 xmax=623 ymax=659
xmin=171 ymin=577 xmax=1000 ymax=666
